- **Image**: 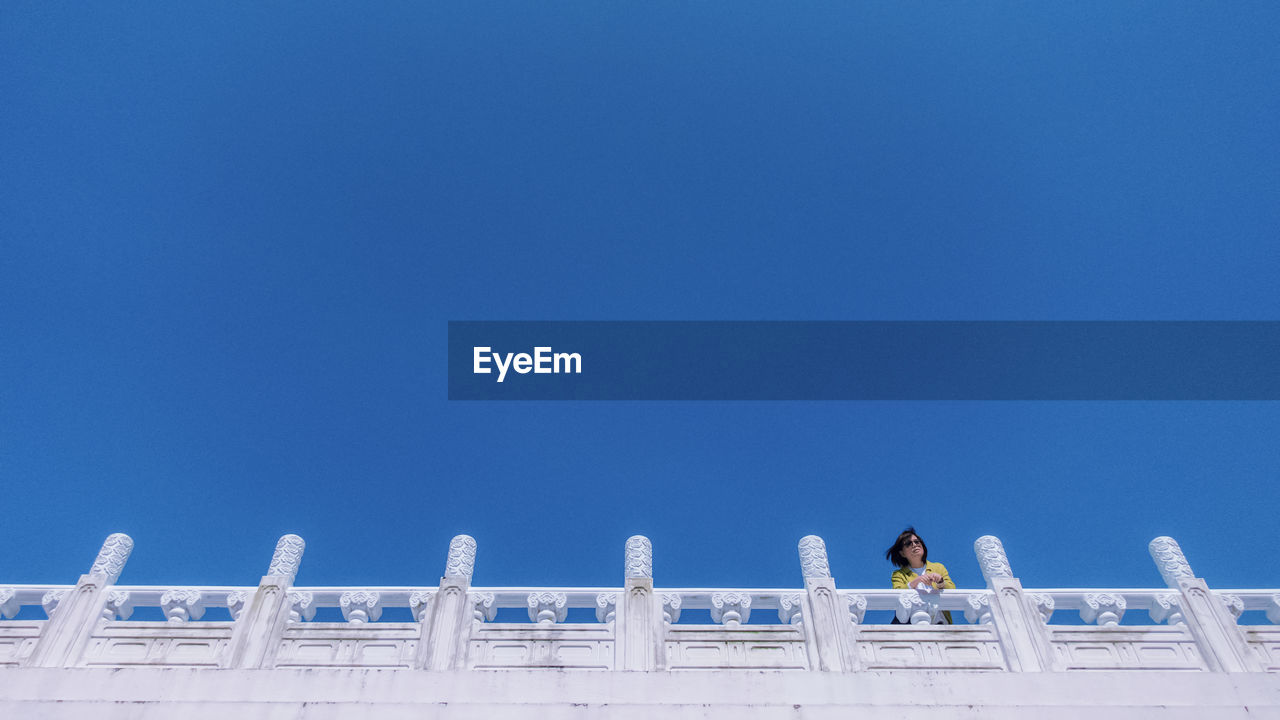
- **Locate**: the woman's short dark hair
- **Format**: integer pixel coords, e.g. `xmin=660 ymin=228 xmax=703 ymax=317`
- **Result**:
xmin=885 ymin=527 xmax=928 ymax=568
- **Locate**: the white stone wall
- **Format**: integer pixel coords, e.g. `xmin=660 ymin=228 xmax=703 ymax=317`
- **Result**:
xmin=3 ymin=531 xmax=1279 ymax=717
xmin=1 ymin=667 xmax=1278 ymax=719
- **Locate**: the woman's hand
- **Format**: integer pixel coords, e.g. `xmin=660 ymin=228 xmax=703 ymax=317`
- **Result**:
xmin=909 ymin=572 xmax=945 ymax=590
xmin=920 ymin=572 xmax=944 ymax=588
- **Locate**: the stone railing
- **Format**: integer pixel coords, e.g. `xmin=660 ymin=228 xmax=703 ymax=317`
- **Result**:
xmin=1 ymin=533 xmax=1277 ymax=673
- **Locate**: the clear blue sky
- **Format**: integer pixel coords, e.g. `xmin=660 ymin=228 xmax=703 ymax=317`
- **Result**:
xmin=2 ymin=3 xmax=1278 ymax=593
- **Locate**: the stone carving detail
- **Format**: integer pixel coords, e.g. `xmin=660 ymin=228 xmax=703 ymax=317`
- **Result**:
xmin=469 ymin=592 xmax=496 ymax=623
xmin=267 ymin=534 xmax=306 ymax=581
xmin=409 ymin=591 xmax=435 ymax=622
xmin=1185 ymin=585 xmax=1211 ymax=603
xmin=1080 ymin=593 xmax=1126 ymax=626
xmin=102 ymin=589 xmax=134 ymax=622
xmin=661 ymin=594 xmax=682 ymax=624
xmin=797 ymin=535 xmax=831 ymax=579
xmin=973 ymin=536 xmax=1013 ymax=583
xmin=625 ymin=536 xmax=652 ymax=579
xmin=527 ymin=592 xmax=568 ymax=625
xmin=1267 ymin=595 xmax=1280 ymax=625
xmin=287 ymin=591 xmax=315 ymax=623
xmin=340 ymin=591 xmax=382 ymax=623
xmin=965 ymin=593 xmax=993 ymax=625
xmin=1219 ymin=593 xmax=1244 ymax=621
xmin=1150 ymin=593 xmax=1184 ymax=626
xmin=710 ymin=593 xmax=751 ymax=626
xmin=595 ymin=593 xmax=617 ymax=623
xmin=845 ymin=594 xmax=868 ymax=625
xmin=778 ymin=593 xmax=804 ymax=625
xmin=89 ymin=533 xmax=134 ymax=583
xmin=1028 ymin=593 xmax=1055 ymax=623
xmin=161 ymin=589 xmax=205 ymax=622
xmin=1149 ymin=536 xmax=1195 ymax=588
xmin=896 ymin=591 xmax=938 ymax=625
xmin=0 ymin=588 xmax=17 ymax=619
xmin=42 ymin=590 xmax=66 ymax=618
xmin=446 ymin=535 xmax=477 ymax=580
xmin=226 ymin=591 xmax=248 ymax=621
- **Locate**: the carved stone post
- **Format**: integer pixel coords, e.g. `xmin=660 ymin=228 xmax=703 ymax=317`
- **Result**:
xmin=27 ymin=533 xmax=133 ymax=668
xmin=619 ymin=535 xmax=662 ymax=670
xmin=416 ymin=535 xmax=477 ymax=670
xmin=973 ymin=535 xmax=1056 ymax=672
xmin=797 ymin=535 xmax=858 ymax=672
xmin=224 ymin=534 xmax=304 ymax=669
xmin=1149 ymin=536 xmax=1261 ymax=672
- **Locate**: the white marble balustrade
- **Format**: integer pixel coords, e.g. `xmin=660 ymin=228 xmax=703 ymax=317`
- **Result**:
xmin=1 ymin=533 xmax=1277 ymax=674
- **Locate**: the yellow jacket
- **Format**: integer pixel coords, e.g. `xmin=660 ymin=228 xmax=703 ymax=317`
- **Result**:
xmin=890 ymin=561 xmax=955 ymax=590
xmin=891 ymin=562 xmax=955 ymax=624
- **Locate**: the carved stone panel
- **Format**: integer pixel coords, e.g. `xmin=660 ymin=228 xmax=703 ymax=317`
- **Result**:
xmin=665 ymin=626 xmax=808 ymax=670
xmin=856 ymin=626 xmax=1005 ymax=671
xmin=276 ymin=625 xmax=419 ymax=668
xmin=0 ymin=623 xmax=43 ymax=667
xmin=468 ymin=626 xmax=615 ymax=670
xmin=1048 ymin=626 xmax=1206 ymax=671
xmin=80 ymin=624 xmax=234 ymax=668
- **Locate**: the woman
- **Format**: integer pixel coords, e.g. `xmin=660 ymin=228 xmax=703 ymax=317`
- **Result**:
xmin=885 ymin=527 xmax=954 ymax=623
